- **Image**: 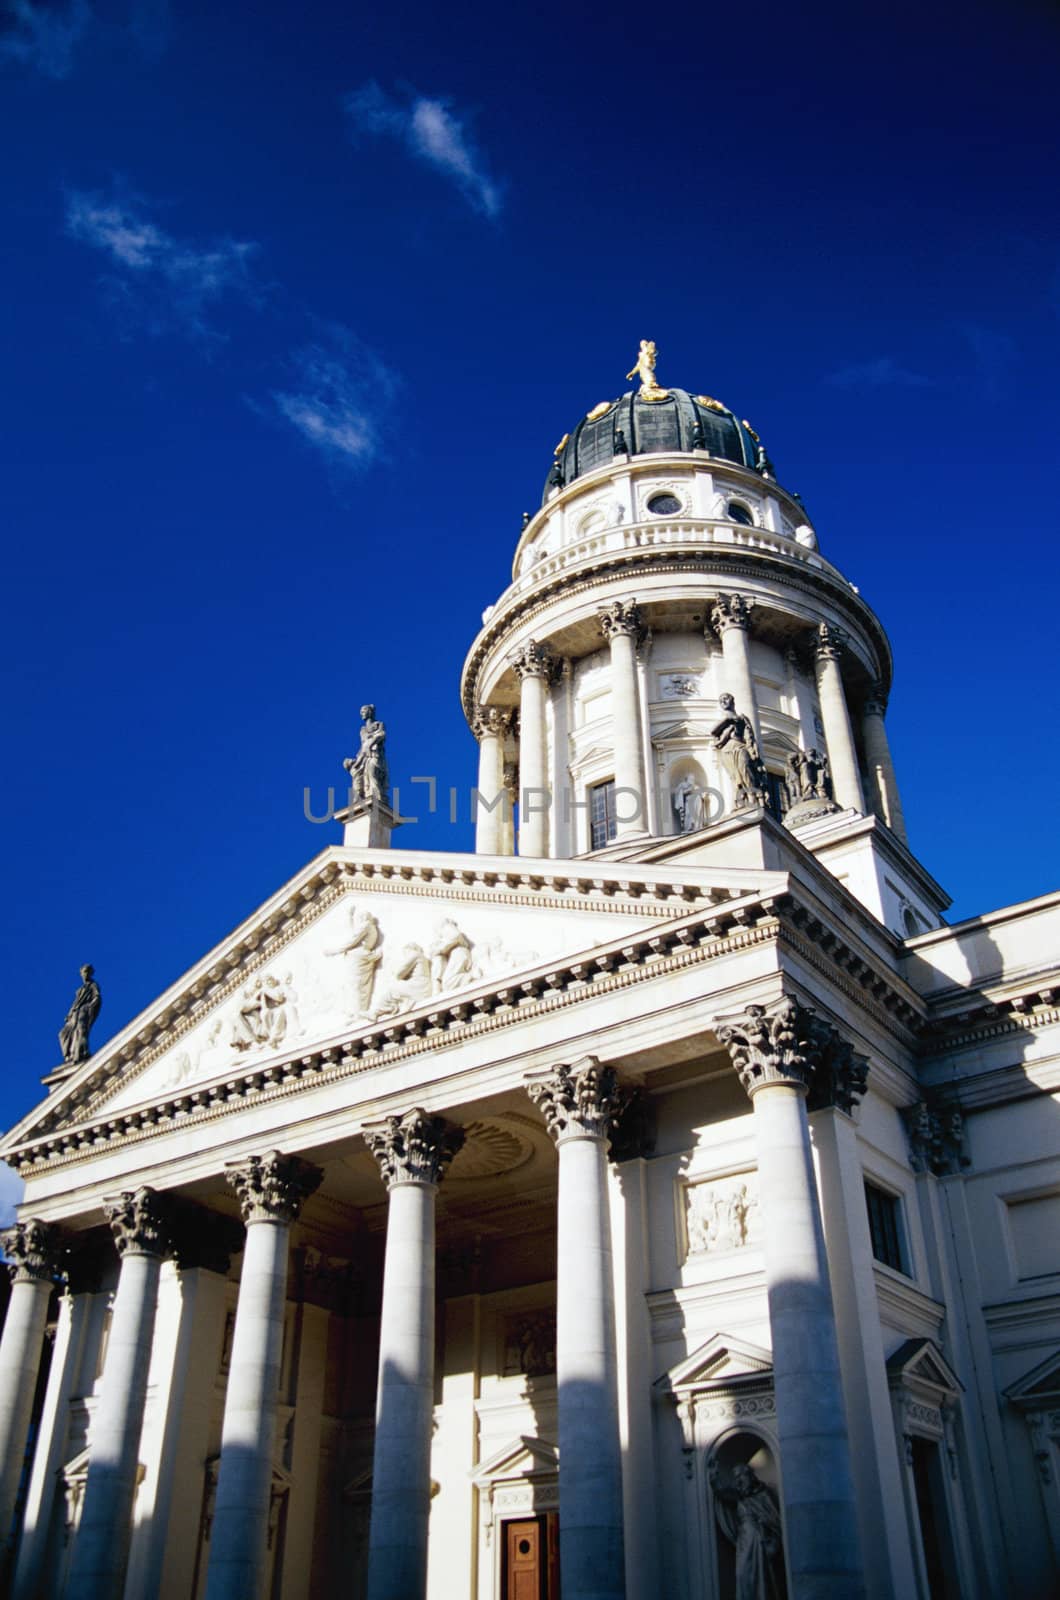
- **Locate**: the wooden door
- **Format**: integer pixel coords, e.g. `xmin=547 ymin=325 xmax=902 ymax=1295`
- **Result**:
xmin=505 ymin=1517 xmax=543 ymax=1600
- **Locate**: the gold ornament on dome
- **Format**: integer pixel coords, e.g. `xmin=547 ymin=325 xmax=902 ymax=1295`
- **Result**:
xmin=626 ymin=339 xmax=670 ymax=401
xmin=553 ymin=433 xmax=569 ymax=456
xmin=585 ymin=400 xmax=613 ymax=421
xmin=695 ymin=394 xmax=727 ymax=413
xmin=742 ymin=418 xmax=761 ymax=442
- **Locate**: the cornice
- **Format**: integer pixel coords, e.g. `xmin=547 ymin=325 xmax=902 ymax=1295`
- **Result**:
xmin=461 ymin=544 xmax=893 ymax=721
xmin=920 ymin=980 xmax=1060 ymax=1059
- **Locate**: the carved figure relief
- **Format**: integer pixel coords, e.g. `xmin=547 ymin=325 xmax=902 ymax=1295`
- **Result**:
xmin=503 ymin=1309 xmax=557 ymax=1378
xmin=230 ymin=972 xmax=301 ymax=1052
xmin=660 ymin=672 xmax=704 ymax=700
xmin=372 ymin=943 xmax=432 ymax=1020
xmin=685 ymin=1175 xmax=760 ymax=1257
xmin=325 ymin=906 xmax=383 ymax=1018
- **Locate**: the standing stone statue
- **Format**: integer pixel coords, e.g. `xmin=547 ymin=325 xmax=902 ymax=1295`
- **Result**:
xmin=710 ymin=1460 xmax=786 ymax=1600
xmin=325 ymin=906 xmax=383 ymax=1018
xmin=344 ymin=704 xmax=389 ymax=806
xmin=58 ymin=964 xmax=101 ymax=1065
xmin=711 ymin=694 xmax=768 ymax=810
xmin=673 ymin=776 xmax=707 ymax=834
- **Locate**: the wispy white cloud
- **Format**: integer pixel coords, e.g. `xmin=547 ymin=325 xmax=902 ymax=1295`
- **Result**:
xmin=65 ymin=188 xmax=260 ymax=340
xmin=825 ymin=356 xmax=934 ymax=389
xmin=345 ymin=81 xmax=503 ymax=218
xmin=270 ymin=326 xmax=399 ymax=470
xmin=0 ymin=0 xmax=92 ymax=78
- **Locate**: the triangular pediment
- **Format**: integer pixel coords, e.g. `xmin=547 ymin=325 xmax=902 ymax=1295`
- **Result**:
xmin=655 ymin=1332 xmax=773 ymax=1396
xmin=1005 ymin=1348 xmax=1060 ymax=1410
xmin=472 ymin=1434 xmax=558 ymax=1488
xmin=886 ymin=1338 xmax=962 ymax=1400
xmin=5 ymin=845 xmax=783 ymax=1152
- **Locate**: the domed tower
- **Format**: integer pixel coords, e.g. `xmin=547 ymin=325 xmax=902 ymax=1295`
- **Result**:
xmin=461 ymin=342 xmax=947 ymax=935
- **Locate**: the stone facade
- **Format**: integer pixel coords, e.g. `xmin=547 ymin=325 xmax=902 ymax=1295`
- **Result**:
xmin=2 ymin=366 xmax=1059 ymax=1600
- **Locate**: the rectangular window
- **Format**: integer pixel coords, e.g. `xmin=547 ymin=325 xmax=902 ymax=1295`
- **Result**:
xmin=864 ymin=1179 xmax=907 ymax=1273
xmin=589 ymin=778 xmax=617 ymax=849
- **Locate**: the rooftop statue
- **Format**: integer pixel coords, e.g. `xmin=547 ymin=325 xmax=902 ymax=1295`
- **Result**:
xmin=58 ymin=963 xmax=101 ymax=1065
xmin=626 ymin=339 xmax=669 ymax=401
xmin=344 ymin=703 xmax=389 ymax=806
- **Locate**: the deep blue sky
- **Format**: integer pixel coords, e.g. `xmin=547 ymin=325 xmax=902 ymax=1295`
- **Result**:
xmin=2 ymin=0 xmax=1059 ymax=1168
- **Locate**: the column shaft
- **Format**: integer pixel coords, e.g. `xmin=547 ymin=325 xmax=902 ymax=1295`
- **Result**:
xmin=472 ymin=708 xmax=510 ymax=855
xmin=753 ymin=1083 xmax=864 ymax=1599
xmin=720 ymin=624 xmax=760 ymax=743
xmin=608 ymin=630 xmax=648 ymax=837
xmin=366 ymin=1181 xmax=436 ymax=1600
xmin=815 ymin=632 xmax=865 ymax=811
xmin=67 ymin=1250 xmax=163 ymax=1600
xmin=0 ymin=1277 xmax=53 ymax=1561
xmin=518 ymin=672 xmax=549 ymax=856
xmin=861 ymin=700 xmax=907 ymax=841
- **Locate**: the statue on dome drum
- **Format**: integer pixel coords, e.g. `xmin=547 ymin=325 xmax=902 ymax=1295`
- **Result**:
xmin=711 ymin=694 xmax=768 ymax=810
xmin=344 ymin=704 xmax=389 ymax=806
xmin=709 ymin=1459 xmax=787 ymax=1600
xmin=626 ymin=338 xmax=669 ymax=401
xmin=782 ymin=745 xmax=838 ymax=826
xmin=58 ymin=963 xmax=101 ymax=1065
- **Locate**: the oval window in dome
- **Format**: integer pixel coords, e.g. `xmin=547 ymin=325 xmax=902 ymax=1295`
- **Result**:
xmin=727 ymin=501 xmax=754 ymax=526
xmin=647 ymin=492 xmax=682 ymax=516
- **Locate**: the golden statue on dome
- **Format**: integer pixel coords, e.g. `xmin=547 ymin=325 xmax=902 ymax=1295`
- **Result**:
xmin=626 ymin=339 xmax=669 ymax=401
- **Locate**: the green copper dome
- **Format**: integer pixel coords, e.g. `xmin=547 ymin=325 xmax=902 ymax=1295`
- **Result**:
xmin=542 ymin=387 xmax=773 ymax=505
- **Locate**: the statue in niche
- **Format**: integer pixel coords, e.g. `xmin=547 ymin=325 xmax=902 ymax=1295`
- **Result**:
xmin=344 ymin=704 xmax=389 ymax=806
xmin=325 ymin=906 xmax=383 ymax=1017
xmin=58 ymin=964 xmax=101 ymax=1065
xmin=672 ymin=776 xmax=708 ymax=834
xmin=784 ymin=746 xmax=832 ymax=806
xmin=428 ymin=917 xmax=476 ymax=993
xmin=710 ymin=1460 xmax=786 ymax=1600
xmin=711 ymin=694 xmax=768 ymax=809
xmin=230 ymin=973 xmax=296 ymax=1052
xmin=372 ymin=943 xmax=432 ymax=1020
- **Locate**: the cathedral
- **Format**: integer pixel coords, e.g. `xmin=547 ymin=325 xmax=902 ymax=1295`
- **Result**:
xmin=1 ymin=344 xmax=1058 ymax=1600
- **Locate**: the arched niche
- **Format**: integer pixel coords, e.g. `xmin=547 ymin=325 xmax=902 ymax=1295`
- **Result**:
xmin=708 ymin=1428 xmax=787 ymax=1600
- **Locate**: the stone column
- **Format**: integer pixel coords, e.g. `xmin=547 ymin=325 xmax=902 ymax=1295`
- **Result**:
xmin=711 ymin=594 xmax=760 ymax=742
xmin=67 ymin=1188 xmax=173 ymax=1600
xmin=204 ymin=1152 xmax=322 ymax=1600
xmin=598 ymin=600 xmax=648 ymax=839
xmin=510 ymin=640 xmax=554 ymax=857
xmin=0 ymin=1220 xmax=62 ymax=1571
xmin=363 ymin=1109 xmax=464 ymax=1600
xmin=471 ymin=706 xmax=512 ymax=855
xmin=861 ymin=683 xmax=907 ymax=842
xmin=526 ymin=1059 xmax=626 ymax=1600
xmin=716 ymin=998 xmax=867 ymax=1600
xmin=814 ymin=625 xmax=865 ymax=812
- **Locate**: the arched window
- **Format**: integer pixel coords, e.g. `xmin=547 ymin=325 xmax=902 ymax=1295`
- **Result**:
xmin=727 ymin=501 xmax=754 ymax=526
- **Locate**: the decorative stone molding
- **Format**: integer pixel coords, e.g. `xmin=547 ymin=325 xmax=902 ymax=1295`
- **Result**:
xmin=508 ymin=640 xmax=555 ymax=681
xmin=470 ymin=705 xmax=514 ymax=742
xmin=715 ymin=995 xmax=869 ymax=1108
xmin=502 ymin=1309 xmax=557 ymax=1377
xmin=224 ymin=1150 xmax=323 ymax=1225
xmin=0 ymin=1217 xmax=64 ymax=1284
xmin=103 ymin=1186 xmax=172 ymax=1257
xmin=525 ymin=1055 xmax=621 ymax=1143
xmin=364 ymin=1107 xmax=465 ymax=1188
xmin=815 ymin=621 xmax=848 ymax=661
xmin=597 ymin=598 xmax=644 ymax=642
xmin=901 ymin=1101 xmax=970 ymax=1176
xmin=710 ymin=594 xmax=754 ymax=634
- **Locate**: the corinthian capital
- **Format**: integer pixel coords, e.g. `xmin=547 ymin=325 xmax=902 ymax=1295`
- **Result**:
xmin=815 ymin=622 xmax=847 ymax=662
xmin=597 ymin=598 xmax=644 ymax=642
xmin=470 ymin=705 xmax=514 ymax=742
xmin=509 ymin=639 xmax=555 ymax=682
xmin=711 ymin=593 xmax=754 ymax=633
xmin=103 ymin=1187 xmax=173 ymax=1258
xmin=1 ymin=1218 xmax=64 ymax=1285
xmin=864 ymin=681 xmax=888 ymax=718
xmin=716 ymin=996 xmax=868 ymax=1109
xmin=224 ymin=1150 xmax=323 ymax=1225
xmin=901 ymin=1101 xmax=969 ymax=1177
xmin=364 ymin=1108 xmax=465 ymax=1188
xmin=525 ymin=1056 xmax=622 ymax=1143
